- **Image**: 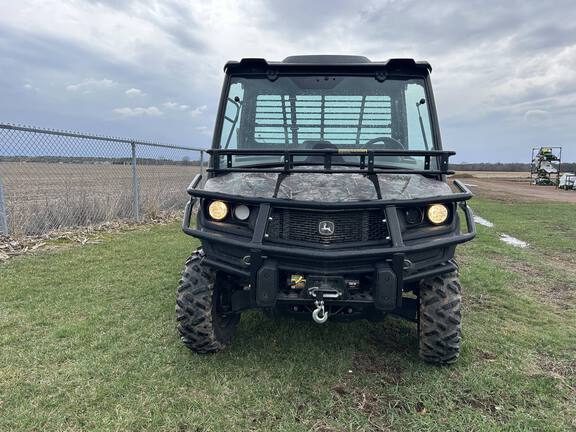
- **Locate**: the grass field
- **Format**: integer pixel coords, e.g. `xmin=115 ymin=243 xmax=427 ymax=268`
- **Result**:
xmin=0 ymin=197 xmax=574 ymax=431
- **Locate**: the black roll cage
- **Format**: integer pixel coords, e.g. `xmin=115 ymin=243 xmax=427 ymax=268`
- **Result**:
xmin=210 ymin=61 xmax=445 ymax=168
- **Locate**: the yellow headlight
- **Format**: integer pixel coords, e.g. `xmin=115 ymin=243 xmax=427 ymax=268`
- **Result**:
xmin=208 ymin=200 xmax=228 ymax=220
xmin=427 ymin=204 xmax=449 ymax=225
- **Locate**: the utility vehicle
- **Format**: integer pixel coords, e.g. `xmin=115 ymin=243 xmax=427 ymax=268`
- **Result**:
xmin=178 ymin=55 xmax=475 ymax=364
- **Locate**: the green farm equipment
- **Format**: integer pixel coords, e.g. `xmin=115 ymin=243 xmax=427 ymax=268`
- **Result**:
xmin=531 ymin=147 xmax=561 ymax=186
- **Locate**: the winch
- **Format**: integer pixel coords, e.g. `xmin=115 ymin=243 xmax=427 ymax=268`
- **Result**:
xmin=306 ymin=276 xmax=345 ymax=324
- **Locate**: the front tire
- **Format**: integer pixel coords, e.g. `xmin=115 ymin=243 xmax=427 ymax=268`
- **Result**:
xmin=176 ymin=251 xmax=240 ymax=353
xmin=418 ymin=271 xmax=462 ymax=364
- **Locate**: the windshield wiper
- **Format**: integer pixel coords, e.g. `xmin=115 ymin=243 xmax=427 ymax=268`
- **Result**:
xmin=224 ymin=97 xmax=241 ymax=149
xmin=416 ymin=98 xmax=429 ymax=151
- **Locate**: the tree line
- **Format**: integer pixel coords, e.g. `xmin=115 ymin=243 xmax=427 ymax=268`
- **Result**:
xmin=0 ymin=156 xmax=201 ymax=166
xmin=2 ymin=156 xmax=574 ymax=172
xmin=451 ymin=162 xmax=576 ymax=172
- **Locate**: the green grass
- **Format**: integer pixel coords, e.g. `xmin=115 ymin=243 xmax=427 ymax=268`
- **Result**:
xmin=1 ymin=199 xmax=575 ymax=431
xmin=470 ymin=199 xmax=576 ymax=259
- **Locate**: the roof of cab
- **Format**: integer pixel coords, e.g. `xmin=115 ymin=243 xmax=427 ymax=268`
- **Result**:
xmin=224 ymin=55 xmax=432 ymax=74
xmin=283 ymin=55 xmax=372 ymax=64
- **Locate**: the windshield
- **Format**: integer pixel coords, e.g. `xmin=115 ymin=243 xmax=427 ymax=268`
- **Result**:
xmin=218 ymin=75 xmax=436 ymax=169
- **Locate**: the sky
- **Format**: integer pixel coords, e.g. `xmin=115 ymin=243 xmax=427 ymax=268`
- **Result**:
xmin=1 ymin=0 xmax=575 ymax=162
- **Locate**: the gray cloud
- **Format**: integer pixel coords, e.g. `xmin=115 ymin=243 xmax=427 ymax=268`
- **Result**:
xmin=512 ymin=24 xmax=576 ymax=51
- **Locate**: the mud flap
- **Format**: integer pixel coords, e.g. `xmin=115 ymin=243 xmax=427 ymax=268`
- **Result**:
xmin=256 ymin=261 xmax=278 ymax=307
xmin=374 ymin=266 xmax=397 ymax=310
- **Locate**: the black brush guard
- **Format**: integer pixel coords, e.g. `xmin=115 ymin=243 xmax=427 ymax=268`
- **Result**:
xmin=182 ymin=149 xmax=475 ymax=317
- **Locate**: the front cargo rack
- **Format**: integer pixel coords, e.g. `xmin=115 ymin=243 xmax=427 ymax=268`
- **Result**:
xmin=207 ymin=148 xmax=455 ymax=176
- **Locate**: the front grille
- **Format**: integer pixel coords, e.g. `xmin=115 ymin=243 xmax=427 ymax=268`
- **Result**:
xmin=266 ymin=208 xmax=390 ymax=246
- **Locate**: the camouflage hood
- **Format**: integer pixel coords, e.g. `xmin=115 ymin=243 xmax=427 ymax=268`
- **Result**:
xmin=203 ymin=171 xmax=453 ymax=202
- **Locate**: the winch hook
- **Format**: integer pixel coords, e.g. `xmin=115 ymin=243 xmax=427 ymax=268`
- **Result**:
xmin=312 ymin=299 xmax=328 ymax=324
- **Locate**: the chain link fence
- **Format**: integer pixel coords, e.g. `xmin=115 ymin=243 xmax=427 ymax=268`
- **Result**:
xmin=0 ymin=123 xmax=205 ymax=236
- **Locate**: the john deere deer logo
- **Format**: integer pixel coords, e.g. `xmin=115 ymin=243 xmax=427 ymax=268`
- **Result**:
xmin=318 ymin=221 xmax=335 ymax=236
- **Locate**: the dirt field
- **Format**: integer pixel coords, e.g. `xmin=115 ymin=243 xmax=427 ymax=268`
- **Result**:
xmin=453 ymin=171 xmax=576 ymax=203
xmin=0 ymin=162 xmax=201 ymax=234
xmin=0 ymin=162 xmax=200 ymax=201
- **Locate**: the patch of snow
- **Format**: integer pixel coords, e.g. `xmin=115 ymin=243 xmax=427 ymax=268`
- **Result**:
xmin=499 ymin=234 xmax=529 ymax=248
xmin=464 ymin=183 xmax=478 ymax=187
xmin=474 ymin=215 xmax=494 ymax=227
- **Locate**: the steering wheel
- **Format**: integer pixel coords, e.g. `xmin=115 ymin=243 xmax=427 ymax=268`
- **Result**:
xmin=365 ymin=136 xmax=406 ymax=150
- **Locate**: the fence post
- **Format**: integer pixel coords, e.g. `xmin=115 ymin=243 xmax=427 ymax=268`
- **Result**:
xmin=0 ymin=175 xmax=8 ymax=235
xmin=131 ymin=142 xmax=140 ymax=221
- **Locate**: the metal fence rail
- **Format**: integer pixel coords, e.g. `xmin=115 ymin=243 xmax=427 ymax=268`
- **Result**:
xmin=0 ymin=123 xmax=206 ymax=236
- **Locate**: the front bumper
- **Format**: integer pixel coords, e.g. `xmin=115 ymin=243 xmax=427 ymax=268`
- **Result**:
xmin=182 ymin=175 xmax=475 ymax=313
